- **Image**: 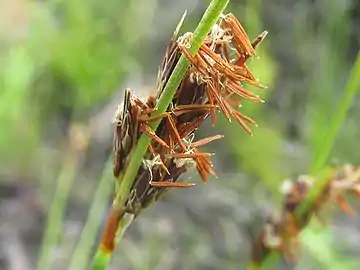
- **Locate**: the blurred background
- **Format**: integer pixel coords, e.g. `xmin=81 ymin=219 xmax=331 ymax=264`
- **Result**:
xmin=1 ymin=0 xmax=360 ymax=269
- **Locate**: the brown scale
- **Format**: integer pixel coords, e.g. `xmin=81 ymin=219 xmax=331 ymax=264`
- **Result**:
xmin=113 ymin=89 xmax=139 ymax=179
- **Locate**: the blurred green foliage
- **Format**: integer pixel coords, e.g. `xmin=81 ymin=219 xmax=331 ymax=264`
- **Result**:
xmin=0 ymin=0 xmax=157 ymax=171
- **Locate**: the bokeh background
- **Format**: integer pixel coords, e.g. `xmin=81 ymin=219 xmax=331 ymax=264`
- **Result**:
xmin=1 ymin=0 xmax=360 ymax=269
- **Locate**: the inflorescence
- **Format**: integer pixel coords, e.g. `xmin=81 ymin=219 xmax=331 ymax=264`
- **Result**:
xmin=112 ymin=13 xmax=267 ymax=217
xmin=252 ymin=163 xmax=360 ymax=265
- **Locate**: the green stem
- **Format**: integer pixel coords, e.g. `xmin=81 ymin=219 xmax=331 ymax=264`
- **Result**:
xmin=91 ymin=249 xmax=112 ymax=270
xmin=300 ymin=50 xmax=360 ymax=214
xmin=90 ymin=211 xmax=134 ymax=270
xmin=68 ymin=160 xmax=113 ymax=270
xmin=90 ymin=0 xmax=229 ymax=269
xmin=36 ymin=151 xmax=79 ymax=270
xmin=115 ymin=0 xmax=229 ymax=207
xmin=310 ymin=51 xmax=360 ymax=173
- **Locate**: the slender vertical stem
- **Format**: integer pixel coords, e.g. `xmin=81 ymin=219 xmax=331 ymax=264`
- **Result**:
xmin=310 ymin=52 xmax=360 ymax=173
xmin=68 ymin=160 xmax=113 ymax=270
xmin=36 ymin=151 xmax=79 ymax=270
xmin=300 ymin=50 xmax=360 ymax=214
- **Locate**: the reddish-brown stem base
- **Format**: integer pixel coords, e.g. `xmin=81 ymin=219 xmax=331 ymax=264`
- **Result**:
xmin=99 ymin=207 xmax=125 ymax=254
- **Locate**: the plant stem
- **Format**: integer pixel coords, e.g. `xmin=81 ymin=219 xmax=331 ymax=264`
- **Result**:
xmin=91 ymin=249 xmax=112 ymax=270
xmin=36 ymin=151 xmax=79 ymax=270
xmin=300 ymin=50 xmax=360 ymax=213
xmin=68 ymin=160 xmax=113 ymax=270
xmin=90 ymin=0 xmax=229 ymax=269
xmin=310 ymin=52 xmax=360 ymax=173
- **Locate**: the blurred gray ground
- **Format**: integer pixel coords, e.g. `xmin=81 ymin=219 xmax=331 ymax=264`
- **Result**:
xmin=1 ymin=0 xmax=360 ymax=269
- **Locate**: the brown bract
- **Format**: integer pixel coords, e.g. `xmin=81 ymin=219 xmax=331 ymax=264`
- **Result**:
xmin=112 ymin=13 xmax=267 ymax=216
xmin=251 ymin=164 xmax=360 ymax=265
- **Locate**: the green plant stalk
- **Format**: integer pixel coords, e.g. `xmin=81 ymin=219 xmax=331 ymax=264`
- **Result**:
xmin=91 ymin=250 xmax=111 ymax=270
xmin=255 ymin=51 xmax=360 ymax=269
xmin=299 ymin=50 xmax=360 ymax=214
xmin=91 ymin=211 xmax=135 ymax=270
xmin=36 ymin=152 xmax=79 ymax=270
xmin=68 ymin=160 xmax=113 ymax=270
xmin=310 ymin=52 xmax=360 ymax=173
xmin=90 ymin=0 xmax=229 ymax=269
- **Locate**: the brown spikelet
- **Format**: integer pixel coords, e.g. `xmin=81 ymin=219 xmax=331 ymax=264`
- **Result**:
xmin=112 ymin=13 xmax=267 ymax=217
xmin=101 ymin=12 xmax=269 ymax=257
xmin=113 ymin=88 xmax=139 ymax=179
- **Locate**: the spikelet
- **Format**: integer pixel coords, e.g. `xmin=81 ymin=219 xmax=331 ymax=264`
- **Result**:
xmin=251 ymin=164 xmax=360 ymax=264
xmin=112 ymin=13 xmax=267 ymax=216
